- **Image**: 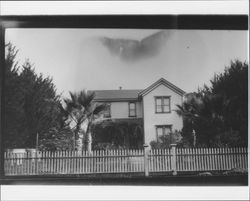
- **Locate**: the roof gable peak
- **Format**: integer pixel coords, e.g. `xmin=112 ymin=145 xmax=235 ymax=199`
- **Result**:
xmin=139 ymin=77 xmax=185 ymax=97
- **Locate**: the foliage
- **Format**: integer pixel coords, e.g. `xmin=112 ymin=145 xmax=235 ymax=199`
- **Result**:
xmin=150 ymin=130 xmax=183 ymax=149
xmin=61 ymin=90 xmax=107 ymax=151
xmin=4 ymin=43 xmax=69 ymax=149
xmin=92 ymin=119 xmax=144 ymax=150
xmin=4 ymin=43 xmax=25 ymax=148
xmin=176 ymin=60 xmax=248 ymax=147
xmin=39 ymin=127 xmax=74 ymax=151
xmin=92 ymin=142 xmax=127 ymax=150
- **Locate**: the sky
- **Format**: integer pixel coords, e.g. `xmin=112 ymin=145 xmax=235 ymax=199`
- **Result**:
xmin=5 ymin=28 xmax=248 ymax=97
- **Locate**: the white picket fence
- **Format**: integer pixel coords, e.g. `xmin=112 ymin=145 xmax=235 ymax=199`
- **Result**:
xmin=175 ymin=147 xmax=248 ymax=172
xmin=4 ymin=147 xmax=248 ymax=176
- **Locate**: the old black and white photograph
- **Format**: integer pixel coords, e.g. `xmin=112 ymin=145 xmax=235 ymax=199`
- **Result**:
xmin=0 ymin=1 xmax=249 ymax=201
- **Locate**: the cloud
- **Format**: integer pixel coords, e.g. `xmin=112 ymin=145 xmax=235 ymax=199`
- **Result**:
xmin=100 ymin=30 xmax=172 ymax=62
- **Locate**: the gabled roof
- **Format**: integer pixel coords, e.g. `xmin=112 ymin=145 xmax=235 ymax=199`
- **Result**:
xmin=91 ymin=89 xmax=142 ymax=102
xmin=90 ymin=78 xmax=185 ymax=101
xmin=139 ymin=78 xmax=186 ymax=97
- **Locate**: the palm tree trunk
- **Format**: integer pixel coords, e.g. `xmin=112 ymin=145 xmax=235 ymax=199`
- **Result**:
xmin=192 ymin=129 xmax=196 ymax=147
xmin=74 ymin=121 xmax=81 ymax=150
xmin=85 ymin=123 xmax=92 ymax=153
xmin=87 ymin=131 xmax=92 ymax=153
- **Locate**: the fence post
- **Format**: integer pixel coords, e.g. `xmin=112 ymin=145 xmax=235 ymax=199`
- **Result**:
xmin=143 ymin=144 xmax=149 ymax=177
xmin=170 ymin=144 xmax=177 ymax=175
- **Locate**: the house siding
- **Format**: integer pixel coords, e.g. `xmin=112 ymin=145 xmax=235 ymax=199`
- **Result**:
xmin=142 ymin=84 xmax=183 ymax=145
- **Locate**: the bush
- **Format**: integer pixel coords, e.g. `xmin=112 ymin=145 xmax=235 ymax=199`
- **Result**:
xmin=150 ymin=130 xmax=183 ymax=149
xmin=93 ymin=142 xmax=127 ymax=150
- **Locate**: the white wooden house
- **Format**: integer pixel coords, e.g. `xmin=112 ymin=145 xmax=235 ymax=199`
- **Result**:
xmin=92 ymin=78 xmax=185 ymax=145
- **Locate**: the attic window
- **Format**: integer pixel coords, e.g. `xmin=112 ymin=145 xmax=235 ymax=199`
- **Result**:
xmin=155 ymin=96 xmax=171 ymax=113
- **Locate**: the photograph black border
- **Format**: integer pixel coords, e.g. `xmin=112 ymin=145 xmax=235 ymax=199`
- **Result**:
xmin=0 ymin=15 xmax=248 ymax=185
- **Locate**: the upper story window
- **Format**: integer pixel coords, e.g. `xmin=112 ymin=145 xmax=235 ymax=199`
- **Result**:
xmin=103 ymin=103 xmax=111 ymax=118
xmin=155 ymin=96 xmax=171 ymax=113
xmin=129 ymin=102 xmax=136 ymax=117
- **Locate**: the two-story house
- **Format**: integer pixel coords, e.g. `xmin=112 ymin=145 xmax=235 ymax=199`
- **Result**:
xmin=92 ymin=78 xmax=185 ymax=146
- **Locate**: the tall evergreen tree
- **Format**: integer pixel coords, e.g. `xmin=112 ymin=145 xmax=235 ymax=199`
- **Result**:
xmin=4 ymin=43 xmax=70 ymax=149
xmin=176 ymin=60 xmax=248 ymax=147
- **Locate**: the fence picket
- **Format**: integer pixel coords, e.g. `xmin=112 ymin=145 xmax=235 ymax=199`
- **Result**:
xmin=196 ymin=148 xmax=199 ymax=171
xmin=52 ymin=151 xmax=55 ymax=174
xmin=211 ymin=148 xmax=214 ymax=170
xmin=160 ymin=149 xmax=163 ymax=171
xmin=190 ymin=148 xmax=193 ymax=171
xmin=226 ymin=148 xmax=230 ymax=170
xmin=218 ymin=148 xmax=222 ymax=171
xmin=162 ymin=149 xmax=165 ymax=171
xmin=201 ymin=148 xmax=205 ymax=171
xmin=184 ymin=148 xmax=188 ymax=171
xmin=176 ymin=148 xmax=180 ymax=171
xmin=119 ymin=149 xmax=122 ymax=173
xmin=220 ymin=147 xmax=224 ymax=171
xmin=216 ymin=148 xmax=220 ymax=171
xmin=216 ymin=148 xmax=220 ymax=170
xmin=192 ymin=148 xmax=195 ymax=171
xmin=214 ymin=148 xmax=218 ymax=170
xmin=241 ymin=147 xmax=244 ymax=168
xmin=212 ymin=148 xmax=215 ymax=171
xmin=205 ymin=148 xmax=209 ymax=171
xmin=228 ymin=148 xmax=232 ymax=169
xmin=180 ymin=148 xmax=184 ymax=171
xmin=72 ymin=151 xmax=75 ymax=173
xmin=49 ymin=152 xmax=52 ymax=174
xmin=244 ymin=147 xmax=247 ymax=169
xmin=201 ymin=148 xmax=204 ymax=171
xmin=233 ymin=147 xmax=237 ymax=169
xmin=153 ymin=149 xmax=156 ymax=172
xmin=230 ymin=147 xmax=233 ymax=169
xmin=241 ymin=147 xmax=244 ymax=169
xmin=185 ymin=148 xmax=188 ymax=171
xmin=82 ymin=150 xmax=85 ymax=173
xmin=161 ymin=149 xmax=165 ymax=171
xmin=186 ymin=148 xmax=190 ymax=171
xmin=224 ymin=148 xmax=228 ymax=170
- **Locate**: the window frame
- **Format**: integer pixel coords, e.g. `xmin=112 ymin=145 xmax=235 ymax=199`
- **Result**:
xmin=103 ymin=103 xmax=111 ymax=118
xmin=154 ymin=96 xmax=171 ymax=113
xmin=128 ymin=102 xmax=137 ymax=117
xmin=155 ymin=125 xmax=172 ymax=142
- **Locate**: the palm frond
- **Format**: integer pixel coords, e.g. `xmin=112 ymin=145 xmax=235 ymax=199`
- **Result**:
xmin=92 ymin=103 xmax=107 ymax=115
xmin=77 ymin=90 xmax=96 ymax=108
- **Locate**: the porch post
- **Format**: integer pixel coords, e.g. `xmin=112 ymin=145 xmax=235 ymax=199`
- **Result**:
xmin=170 ymin=144 xmax=177 ymax=175
xmin=143 ymin=144 xmax=149 ymax=177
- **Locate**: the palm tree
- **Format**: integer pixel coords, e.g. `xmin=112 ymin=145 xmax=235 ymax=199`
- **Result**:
xmin=62 ymin=90 xmax=107 ymax=152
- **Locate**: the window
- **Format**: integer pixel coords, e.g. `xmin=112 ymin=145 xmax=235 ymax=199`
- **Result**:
xmin=155 ymin=96 xmax=171 ymax=113
xmin=129 ymin=102 xmax=136 ymax=117
xmin=104 ymin=103 xmax=111 ymax=118
xmin=156 ymin=125 xmax=172 ymax=141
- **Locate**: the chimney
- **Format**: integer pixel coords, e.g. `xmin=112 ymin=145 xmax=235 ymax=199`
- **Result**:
xmin=119 ymin=86 xmax=122 ymax=90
